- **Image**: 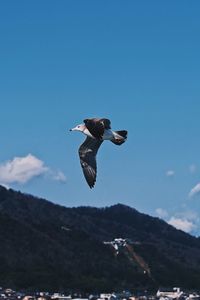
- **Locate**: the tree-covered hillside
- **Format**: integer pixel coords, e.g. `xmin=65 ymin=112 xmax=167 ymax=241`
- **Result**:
xmin=0 ymin=186 xmax=200 ymax=291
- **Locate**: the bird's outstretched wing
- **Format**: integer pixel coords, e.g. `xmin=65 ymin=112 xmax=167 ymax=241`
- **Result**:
xmin=83 ymin=118 xmax=111 ymax=139
xmin=79 ymin=136 xmax=103 ymax=188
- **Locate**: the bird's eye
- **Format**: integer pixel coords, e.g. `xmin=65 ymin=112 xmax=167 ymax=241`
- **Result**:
xmin=78 ymin=126 xmax=80 ymax=128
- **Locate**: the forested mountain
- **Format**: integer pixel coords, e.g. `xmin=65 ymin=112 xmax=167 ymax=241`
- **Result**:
xmin=0 ymin=185 xmax=200 ymax=292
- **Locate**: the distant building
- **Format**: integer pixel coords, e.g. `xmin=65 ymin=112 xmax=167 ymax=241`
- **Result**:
xmin=23 ymin=296 xmax=36 ymax=300
xmin=156 ymin=288 xmax=183 ymax=300
xmin=186 ymin=293 xmax=200 ymax=300
xmin=103 ymin=238 xmax=128 ymax=254
xmin=98 ymin=293 xmax=117 ymax=300
xmin=51 ymin=294 xmax=72 ymax=300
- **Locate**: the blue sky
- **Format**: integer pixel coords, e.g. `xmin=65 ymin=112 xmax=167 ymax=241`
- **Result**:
xmin=1 ymin=1 xmax=200 ymax=235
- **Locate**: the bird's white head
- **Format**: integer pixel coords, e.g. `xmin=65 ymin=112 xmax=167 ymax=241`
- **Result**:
xmin=70 ymin=124 xmax=85 ymax=132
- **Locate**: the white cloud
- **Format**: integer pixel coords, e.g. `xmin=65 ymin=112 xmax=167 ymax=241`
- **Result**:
xmin=178 ymin=210 xmax=199 ymax=222
xmin=189 ymin=164 xmax=197 ymax=174
xmin=156 ymin=208 xmax=168 ymax=219
xmin=189 ymin=182 xmax=200 ymax=198
xmin=168 ymin=217 xmax=196 ymax=233
xmin=0 ymin=183 xmax=9 ymax=189
xmin=0 ymin=154 xmax=67 ymax=185
xmin=166 ymin=170 xmax=175 ymax=177
xmin=0 ymin=154 xmax=48 ymax=184
xmin=51 ymin=170 xmax=67 ymax=183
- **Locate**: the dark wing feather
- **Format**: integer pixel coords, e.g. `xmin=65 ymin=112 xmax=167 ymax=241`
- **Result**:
xmin=100 ymin=118 xmax=111 ymax=129
xmin=79 ymin=136 xmax=103 ymax=188
xmin=84 ymin=118 xmax=105 ymax=139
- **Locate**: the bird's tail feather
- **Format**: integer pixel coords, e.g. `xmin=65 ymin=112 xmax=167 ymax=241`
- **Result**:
xmin=115 ymin=130 xmax=128 ymax=139
xmin=111 ymin=130 xmax=128 ymax=145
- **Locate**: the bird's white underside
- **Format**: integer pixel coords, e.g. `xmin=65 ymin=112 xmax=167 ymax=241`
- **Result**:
xmin=83 ymin=128 xmax=114 ymax=140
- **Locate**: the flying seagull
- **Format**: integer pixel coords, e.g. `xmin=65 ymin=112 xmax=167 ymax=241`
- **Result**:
xmin=70 ymin=118 xmax=128 ymax=189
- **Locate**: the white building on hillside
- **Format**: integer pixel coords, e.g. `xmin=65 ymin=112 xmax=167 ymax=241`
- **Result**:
xmin=156 ymin=288 xmax=183 ymax=300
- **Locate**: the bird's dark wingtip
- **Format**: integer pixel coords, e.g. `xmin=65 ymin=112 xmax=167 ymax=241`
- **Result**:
xmin=88 ymin=181 xmax=96 ymax=189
